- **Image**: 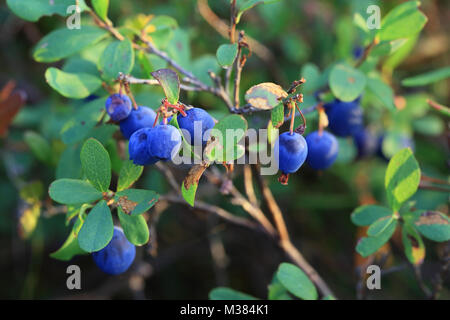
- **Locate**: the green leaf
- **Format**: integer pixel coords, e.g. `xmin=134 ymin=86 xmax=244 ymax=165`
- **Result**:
xmin=50 ymin=216 xmax=87 ymax=261
xmin=414 ymin=211 xmax=450 ymax=242
xmin=151 ymin=68 xmax=180 ymax=104
xmin=402 ymin=67 xmax=450 ymax=87
xmin=329 ymin=64 xmax=366 ymax=102
xmin=402 ymin=223 xmax=425 ymax=265
xmin=91 ymin=0 xmax=109 ymax=22
xmin=24 ymin=131 xmax=51 ymax=164
xmin=413 ymin=115 xmax=444 ymax=136
xmin=57 ymin=145 xmax=82 ymax=179
xmin=371 ymin=39 xmax=408 ymax=57
xmin=63 ymin=57 xmax=99 ymax=76
xmin=33 ymin=26 xmax=109 ymax=62
xmin=117 ymin=160 xmax=143 ymax=192
xmin=385 ymin=148 xmax=421 ymax=212
xmin=117 ymin=207 xmax=149 ymax=246
xmin=367 ymin=216 xmax=395 ymax=237
xmin=61 ymin=98 xmax=106 ymax=145
xmin=236 ymin=0 xmax=281 ymax=23
xmin=115 ymin=189 xmax=159 ymax=215
xmin=49 ymin=179 xmax=103 ymax=205
xmin=271 ymin=103 xmax=284 ymax=129
xmin=45 ymin=68 xmax=102 ymax=99
xmin=356 ymin=219 xmax=398 ymax=257
xmin=181 ymin=181 xmax=197 ymax=207
xmin=80 ymin=138 xmax=111 ymax=192
xmin=78 ymin=200 xmax=114 ymax=252
xmin=216 ymin=43 xmax=238 ymax=68
xmin=191 ymin=55 xmax=220 ymax=86
xmin=366 ymin=76 xmax=395 ymax=111
xmin=6 ymin=0 xmax=87 ymax=22
xmin=245 ymin=83 xmax=288 ymax=110
xmin=209 ymin=287 xmax=258 ymax=300
xmin=300 ymin=63 xmax=322 ymax=93
xmin=208 ymin=115 xmax=248 ymax=162
xmin=268 ymin=275 xmax=293 ymax=300
xmin=98 ymin=39 xmax=134 ymax=81
xmin=351 ymin=205 xmax=392 ymax=226
xmin=276 ymin=263 xmax=318 ymax=300
xmin=378 ymin=1 xmax=427 ymax=41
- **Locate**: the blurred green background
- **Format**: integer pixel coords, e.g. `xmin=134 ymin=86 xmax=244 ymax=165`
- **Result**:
xmin=0 ymin=0 xmax=448 ymax=299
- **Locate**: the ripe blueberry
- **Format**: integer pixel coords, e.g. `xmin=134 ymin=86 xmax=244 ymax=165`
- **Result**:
xmin=105 ymin=93 xmax=132 ymax=121
xmin=177 ymin=108 xmax=215 ymax=146
xmin=129 ymin=127 xmax=158 ymax=165
xmin=305 ymin=131 xmax=339 ymax=170
xmin=119 ymin=106 xmax=157 ymax=139
xmin=353 ymin=128 xmax=377 ymax=158
xmin=92 ymin=226 xmax=136 ymax=275
xmin=325 ymin=98 xmax=363 ymax=137
xmin=148 ymin=124 xmax=182 ymax=161
xmin=275 ymin=132 xmax=308 ymax=175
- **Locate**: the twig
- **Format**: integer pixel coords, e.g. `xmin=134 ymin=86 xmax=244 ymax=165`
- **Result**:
xmin=161 ymin=194 xmax=260 ymax=231
xmin=253 ymin=165 xmax=290 ymax=243
xmin=355 ymin=38 xmax=379 ymax=68
xmin=233 ymin=31 xmax=245 ymax=108
xmin=418 ymin=183 xmax=450 ymax=193
xmin=243 ymin=165 xmax=258 ymax=207
xmin=427 ymin=99 xmax=450 ymax=117
xmin=413 ymin=265 xmax=432 ymax=298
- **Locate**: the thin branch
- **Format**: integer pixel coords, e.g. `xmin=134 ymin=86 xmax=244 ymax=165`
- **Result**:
xmin=253 ymin=165 xmax=290 ymax=243
xmin=243 ymin=165 xmax=258 ymax=207
xmin=427 ymin=99 xmax=450 ymax=117
xmin=161 ymin=194 xmax=260 ymax=232
xmin=233 ymin=31 xmax=245 ymax=108
xmin=206 ymin=168 xmax=277 ymax=236
xmin=355 ymin=38 xmax=379 ymax=68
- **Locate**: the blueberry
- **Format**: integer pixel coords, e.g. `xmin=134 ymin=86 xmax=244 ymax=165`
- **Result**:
xmin=119 ymin=106 xmax=157 ymax=139
xmin=353 ymin=46 xmax=364 ymax=59
xmin=325 ymin=99 xmax=363 ymax=137
xmin=177 ymin=108 xmax=215 ymax=146
xmin=275 ymin=132 xmax=308 ymax=174
xmin=105 ymin=93 xmax=132 ymax=121
xmin=148 ymin=124 xmax=182 ymax=161
xmin=129 ymin=127 xmax=158 ymax=165
xmin=305 ymin=130 xmax=339 ymax=170
xmin=92 ymin=226 xmax=136 ymax=275
xmin=353 ymin=128 xmax=377 ymax=158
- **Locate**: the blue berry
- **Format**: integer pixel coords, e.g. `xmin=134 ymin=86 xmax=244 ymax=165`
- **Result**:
xmin=177 ymin=108 xmax=215 ymax=146
xmin=119 ymin=106 xmax=157 ymax=139
xmin=353 ymin=128 xmax=377 ymax=158
xmin=275 ymin=132 xmax=308 ymax=174
xmin=148 ymin=124 xmax=182 ymax=161
xmin=105 ymin=94 xmax=132 ymax=121
xmin=92 ymin=227 xmax=136 ymax=275
xmin=129 ymin=127 xmax=158 ymax=165
xmin=305 ymin=131 xmax=339 ymax=170
xmin=325 ymin=99 xmax=363 ymax=136
xmin=353 ymin=46 xmax=364 ymax=59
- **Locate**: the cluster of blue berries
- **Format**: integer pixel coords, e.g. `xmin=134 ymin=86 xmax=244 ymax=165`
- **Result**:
xmin=105 ymin=93 xmax=215 ymax=166
xmin=275 ymin=98 xmax=365 ymax=183
xmin=95 ymin=94 xmax=215 ymax=275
